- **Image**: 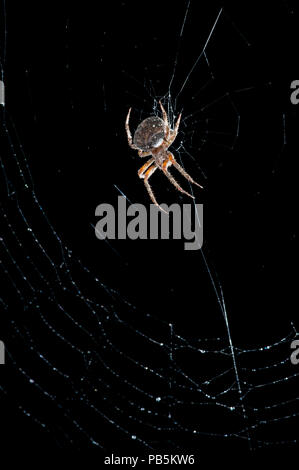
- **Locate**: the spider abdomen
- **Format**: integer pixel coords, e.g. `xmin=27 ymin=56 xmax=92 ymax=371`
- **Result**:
xmin=133 ymin=116 xmax=165 ymax=151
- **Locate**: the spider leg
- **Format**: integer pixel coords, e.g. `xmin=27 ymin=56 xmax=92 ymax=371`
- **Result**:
xmin=166 ymin=112 xmax=182 ymax=146
xmin=162 ymin=154 xmax=195 ymax=199
xmin=138 ymin=150 xmax=152 ymax=158
xmin=170 ymin=153 xmax=203 ymax=188
xmin=138 ymin=157 xmax=154 ymax=177
xmin=140 ymin=164 xmax=168 ymax=214
xmin=173 ymin=112 xmax=182 ymax=134
xmin=125 ymin=107 xmax=139 ymax=150
xmin=159 ymin=100 xmax=170 ymax=140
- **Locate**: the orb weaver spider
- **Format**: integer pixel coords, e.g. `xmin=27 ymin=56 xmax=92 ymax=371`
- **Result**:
xmin=125 ymin=101 xmax=202 ymax=213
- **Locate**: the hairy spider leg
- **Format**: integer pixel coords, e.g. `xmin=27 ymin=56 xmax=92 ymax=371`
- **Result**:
xmin=138 ymin=150 xmax=152 ymax=158
xmin=166 ymin=112 xmax=182 ymax=146
xmin=125 ymin=107 xmax=139 ymax=150
xmin=138 ymin=158 xmax=155 ymax=177
xmin=162 ymin=154 xmax=195 ymax=199
xmin=159 ymin=101 xmax=170 ymax=140
xmin=170 ymin=153 xmax=203 ymax=188
xmin=140 ymin=164 xmax=168 ymax=214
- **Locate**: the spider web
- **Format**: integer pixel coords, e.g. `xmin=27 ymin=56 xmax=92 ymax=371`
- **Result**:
xmin=1 ymin=0 xmax=298 ymax=455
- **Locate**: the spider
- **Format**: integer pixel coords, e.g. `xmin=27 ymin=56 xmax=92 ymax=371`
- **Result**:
xmin=125 ymin=101 xmax=202 ymax=213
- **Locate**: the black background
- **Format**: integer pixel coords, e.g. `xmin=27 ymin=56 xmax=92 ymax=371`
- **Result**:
xmin=1 ymin=0 xmax=299 ymax=460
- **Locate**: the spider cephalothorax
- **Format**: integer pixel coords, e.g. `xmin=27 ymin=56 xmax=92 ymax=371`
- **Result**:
xmin=125 ymin=101 xmax=202 ymax=213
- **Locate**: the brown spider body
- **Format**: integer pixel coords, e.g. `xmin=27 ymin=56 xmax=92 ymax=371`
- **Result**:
xmin=133 ymin=116 xmax=165 ymax=151
xmin=125 ymin=101 xmax=202 ymax=213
